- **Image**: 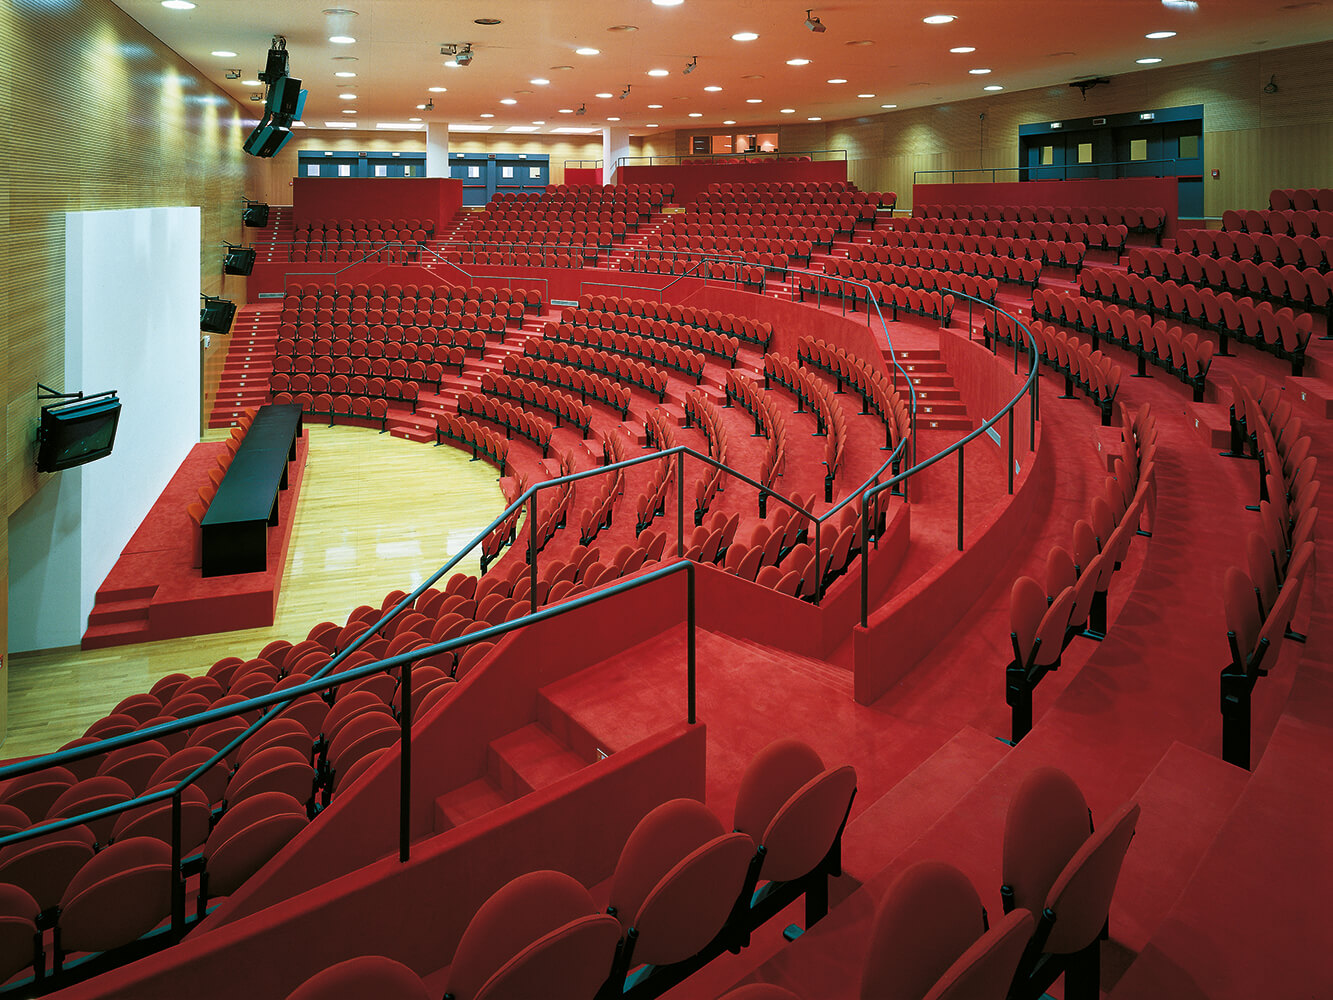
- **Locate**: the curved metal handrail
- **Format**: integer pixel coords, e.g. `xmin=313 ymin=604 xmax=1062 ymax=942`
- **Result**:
xmin=616 ymin=149 xmax=850 ymax=168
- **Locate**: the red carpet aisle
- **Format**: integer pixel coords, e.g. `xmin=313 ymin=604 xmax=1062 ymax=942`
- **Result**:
xmin=81 ymin=436 xmax=309 ymax=648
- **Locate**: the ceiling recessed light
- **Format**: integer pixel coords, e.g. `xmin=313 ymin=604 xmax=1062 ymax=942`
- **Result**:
xmin=339 ymin=92 xmax=357 ymax=99
xmin=780 ymin=108 xmax=796 ymax=114
xmin=787 ymin=58 xmax=810 ymax=66
xmin=576 ymin=47 xmax=600 ymax=55
xmin=1136 ymin=56 xmax=1163 ymax=63
xmin=608 ymin=116 xmax=621 ymax=121
xmin=648 ymin=103 xmax=663 ymax=108
xmin=428 ymin=86 xmax=446 ymax=92
xmin=704 ymin=85 xmax=722 ymax=92
xmin=409 ymin=117 xmax=421 ymax=122
xmin=653 ymin=0 xmax=684 ymax=5
xmin=746 ymin=98 xmax=763 ymax=103
xmin=983 ymin=84 xmax=1004 ymax=91
xmin=688 ymin=112 xmax=703 ymax=117
xmin=857 ymin=93 xmax=875 ymax=98
xmin=881 ymin=103 xmax=897 ymax=109
xmin=474 ymin=17 xmax=501 ymax=25
xmin=342 ymin=109 xmax=357 ymax=114
xmin=1146 ymin=30 xmax=1177 ymax=39
xmin=949 ymin=46 xmax=976 ymax=53
xmin=647 ymin=123 xmax=659 ymax=128
xmin=211 ymin=49 xmax=237 ymax=58
xmin=808 ymin=116 xmax=822 ymax=121
xmin=1162 ymin=0 xmax=1198 ymax=9
xmin=501 ymin=98 xmax=518 ymax=104
xmin=732 ymin=31 xmax=759 ymax=41
xmin=329 ymin=35 xmax=356 ymax=44
xmin=552 ymin=65 xmax=573 ymax=71
xmin=923 ymin=14 xmax=955 ymax=24
xmin=480 ymin=112 xmax=495 ymax=118
xmin=723 ymin=119 xmax=736 ymax=124
xmin=161 ymin=0 xmax=195 ymax=8
xmin=242 ymin=79 xmax=262 ymax=86
xmin=828 ymin=78 xmax=848 ymax=84
xmin=416 ymin=103 xmax=426 ymax=109
xmin=969 ymin=68 xmax=992 ymax=74
xmin=530 ymin=78 xmax=549 ymax=85
xmin=608 ymin=24 xmax=638 ymax=31
xmin=648 ymin=69 xmax=669 ymax=76
xmin=742 ymin=73 xmax=765 ymax=79
xmin=336 ymin=71 xmax=357 ymax=78
xmin=845 ymin=39 xmax=874 ymax=46
xmin=533 ymin=120 xmax=546 ymax=124
xmin=596 ymin=92 xmax=613 ymax=98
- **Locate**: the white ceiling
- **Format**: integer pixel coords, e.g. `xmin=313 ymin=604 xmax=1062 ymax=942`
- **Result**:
xmin=116 ymin=0 xmax=1333 ymax=135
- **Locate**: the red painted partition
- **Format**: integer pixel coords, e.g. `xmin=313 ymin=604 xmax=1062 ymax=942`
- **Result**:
xmin=619 ymin=160 xmax=849 ymax=206
xmin=564 ymin=167 xmax=601 ymax=186
xmin=913 ymin=177 xmax=1179 ymax=236
xmin=292 ymin=177 xmax=463 ymax=230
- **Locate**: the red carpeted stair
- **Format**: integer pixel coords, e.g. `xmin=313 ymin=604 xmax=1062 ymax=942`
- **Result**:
xmin=209 ymin=301 xmax=283 ymax=428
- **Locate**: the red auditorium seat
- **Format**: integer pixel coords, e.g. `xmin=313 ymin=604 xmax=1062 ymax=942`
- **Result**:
xmin=0 ymin=884 xmax=40 ymax=984
xmin=287 ymin=955 xmax=431 ymax=1000
xmin=55 ymin=837 xmax=174 ymax=963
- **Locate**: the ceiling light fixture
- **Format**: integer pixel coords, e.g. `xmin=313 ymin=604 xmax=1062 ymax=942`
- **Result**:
xmin=881 ymin=103 xmax=897 ymax=108
xmin=576 ymin=47 xmax=600 ymax=55
xmin=688 ymin=112 xmax=702 ymax=117
xmin=857 ymin=93 xmax=875 ymax=98
xmin=923 ymin=14 xmax=955 ymax=24
xmin=652 ymin=0 xmax=684 ymax=5
xmin=648 ymin=68 xmax=669 ymax=76
xmin=731 ymin=31 xmax=759 ymax=41
xmin=950 ymin=46 xmax=976 ymax=53
xmin=828 ymin=78 xmax=847 ymax=84
xmin=212 ymin=49 xmax=237 ymax=58
xmin=808 ymin=116 xmax=822 ymax=121
xmin=786 ymin=58 xmax=810 ymax=66
xmin=983 ymin=84 xmax=1003 ymax=90
xmin=683 ymin=55 xmax=698 ymax=75
xmin=473 ymin=17 xmax=501 ymax=25
xmin=162 ymin=0 xmax=195 ymax=8
xmin=336 ymin=71 xmax=357 ymax=78
xmin=501 ymin=98 xmax=517 ymax=104
xmin=429 ymin=86 xmax=446 ymax=92
xmin=704 ymin=85 xmax=721 ymax=92
xmin=1137 ymin=56 xmax=1163 ymax=63
xmin=746 ymin=98 xmax=763 ymax=103
xmin=596 ymin=92 xmax=613 ymax=98
xmin=608 ymin=116 xmax=621 ymax=121
xmin=531 ymin=78 xmax=549 ymax=85
xmin=480 ymin=112 xmax=494 ymax=118
xmin=724 ymin=119 xmax=736 ymax=124
xmin=805 ymin=9 xmax=827 ymax=32
xmin=329 ymin=35 xmax=356 ymax=44
xmin=779 ymin=108 xmax=796 ymax=113
xmin=1146 ymin=30 xmax=1177 ymax=38
xmin=339 ymin=92 xmax=357 ymax=99
xmin=969 ymin=68 xmax=992 ymax=74
xmin=648 ymin=103 xmax=663 ymax=108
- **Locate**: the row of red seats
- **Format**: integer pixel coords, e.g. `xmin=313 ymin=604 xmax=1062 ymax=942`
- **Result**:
xmin=187 ymin=414 xmax=258 ymax=566
xmin=282 ymin=280 xmax=543 ymax=311
xmin=293 ymin=217 xmax=434 ymax=236
xmin=633 ymin=416 xmax=676 ymax=536
xmin=502 ymin=355 xmax=632 ymax=419
xmin=1026 ymin=322 xmax=1123 ymax=425
xmin=536 ymin=181 xmax=670 ymax=200
xmin=866 ymin=228 xmax=1087 ymax=269
xmin=1078 ymin=267 xmax=1315 ymax=374
xmin=796 ymin=336 xmax=913 ymax=457
xmin=284 ymin=737 xmax=860 ymax=1000
xmin=456 ymin=221 xmax=629 ymax=247
xmin=714 ymin=498 xmax=849 ymax=600
xmin=275 ymin=353 xmax=466 ymax=383
xmin=271 ymin=392 xmax=393 ymax=431
xmin=849 ymin=243 xmax=1046 ymax=286
xmin=456 ymin=392 xmax=555 ymax=458
xmin=1027 ymin=288 xmax=1215 ymax=400
xmin=914 ymin=203 xmax=1164 ymax=230
xmin=524 ymin=340 xmax=671 ymax=402
xmin=764 ymin=353 xmax=847 ymax=502
xmin=899 ymin=216 xmax=1130 ymax=251
xmin=526 ymin=451 xmax=581 ymax=562
xmin=287 ymin=246 xmax=417 ymax=265
xmin=543 ymin=322 xmax=707 ymax=383
xmin=1171 ymin=227 xmax=1332 ymax=270
xmin=560 ymin=307 xmax=741 ymax=366
xmin=1220 ymin=207 xmax=1332 ymax=238
xmin=276 ymin=326 xmax=495 ymax=359
xmin=1007 ymin=407 xmax=1157 ymax=740
xmin=705 ymin=178 xmax=851 ymax=193
xmin=615 ymin=251 xmax=769 ymax=287
xmin=699 ymin=257 xmax=770 ymax=291
xmin=479 ymin=372 xmax=594 ymax=439
xmin=481 ymin=471 xmax=529 ymax=573
xmin=684 ymin=390 xmax=730 ymax=523
xmin=803 ymin=260 xmax=974 ymax=322
xmin=1268 ymin=187 xmax=1333 ymax=212
xmin=435 ymin=415 xmax=510 ymax=473
xmin=272 ymin=373 xmax=437 ymax=408
xmin=645 ymin=232 xmax=812 ymax=263
xmin=1220 ymin=374 xmax=1318 ymax=767
xmin=725 ymin=372 xmax=788 ymax=494
xmin=675 ymin=211 xmax=860 ymax=237
xmin=577 ymin=439 xmax=628 ymax=547
xmin=282 ymin=294 xmax=526 ymax=328
xmin=1127 ymin=247 xmax=1333 ymax=311
xmin=439 ymin=248 xmax=588 ymax=269
xmin=572 ymin=295 xmax=773 ymax=353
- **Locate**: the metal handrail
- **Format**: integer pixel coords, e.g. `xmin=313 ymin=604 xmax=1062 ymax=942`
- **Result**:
xmin=913 ymin=157 xmax=1194 ymax=185
xmin=616 ymin=149 xmax=850 ymax=168
xmin=412 ymin=243 xmax=552 ymax=305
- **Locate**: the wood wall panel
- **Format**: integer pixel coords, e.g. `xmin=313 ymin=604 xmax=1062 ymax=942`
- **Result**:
xmin=2 ymin=0 xmax=258 ymax=723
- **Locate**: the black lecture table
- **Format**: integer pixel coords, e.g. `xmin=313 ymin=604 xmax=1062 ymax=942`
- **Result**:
xmin=200 ymin=404 xmax=303 ymax=577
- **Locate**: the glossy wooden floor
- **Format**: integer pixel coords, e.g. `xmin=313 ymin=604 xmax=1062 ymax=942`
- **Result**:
xmin=2 ymin=424 xmax=504 ymax=760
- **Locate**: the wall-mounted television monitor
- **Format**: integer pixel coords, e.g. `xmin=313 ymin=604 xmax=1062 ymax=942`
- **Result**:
xmin=37 ymin=393 xmax=122 ymax=473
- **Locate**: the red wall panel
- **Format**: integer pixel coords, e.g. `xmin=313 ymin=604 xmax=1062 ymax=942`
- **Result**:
xmin=292 ymin=177 xmax=464 ymax=230
xmin=618 ymin=160 xmax=849 ymax=206
xmin=913 ymin=177 xmax=1180 ymax=235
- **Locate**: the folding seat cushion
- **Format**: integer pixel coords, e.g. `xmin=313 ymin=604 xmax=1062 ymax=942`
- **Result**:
xmin=0 ymin=765 xmax=77 ymax=822
xmin=48 ymin=775 xmax=135 ymax=844
xmin=718 ymin=988 xmax=803 ymax=1000
xmin=287 ymin=956 xmax=430 ymax=1000
xmin=0 ymin=822 xmax=96 ymax=913
xmin=202 ymin=791 xmax=309 ymax=899
xmin=1002 ymin=767 xmax=1092 ymax=916
xmin=57 ymin=836 xmax=173 ymax=956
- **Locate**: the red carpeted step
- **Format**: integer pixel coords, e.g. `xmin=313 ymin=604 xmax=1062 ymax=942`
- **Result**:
xmin=839 ymin=725 xmax=1010 ymax=886
xmin=486 ymin=722 xmax=588 ymax=797
xmin=81 ymin=618 xmax=153 ymax=650
xmin=1110 ymin=741 xmax=1249 ymax=955
xmin=725 ymin=637 xmax=854 ymax=700
xmin=432 ymin=776 xmax=510 ymax=832
xmin=87 ymin=596 xmax=153 ymax=627
xmin=1286 ymin=376 xmax=1333 ymax=420
xmin=1184 ymin=399 xmax=1232 ymax=451
xmin=388 ymin=423 xmax=434 ymax=443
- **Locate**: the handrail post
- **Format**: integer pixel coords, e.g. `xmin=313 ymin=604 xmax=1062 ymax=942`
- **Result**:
xmin=677 ymin=450 xmax=686 ymax=555
xmin=687 ymin=562 xmax=697 ymax=725
xmin=859 ymin=492 xmax=870 ymax=628
xmin=528 ymin=494 xmax=538 ymax=603
xmin=1008 ymin=409 xmax=1015 ymax=495
xmin=957 ymin=446 xmax=965 ymax=551
xmin=171 ymin=790 xmax=185 ymax=935
xmin=399 ymin=657 xmax=413 ymax=862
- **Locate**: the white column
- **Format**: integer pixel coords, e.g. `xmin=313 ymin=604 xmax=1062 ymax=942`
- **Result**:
xmin=602 ymin=127 xmax=631 ymax=185
xmin=426 ymin=123 xmax=450 ymax=177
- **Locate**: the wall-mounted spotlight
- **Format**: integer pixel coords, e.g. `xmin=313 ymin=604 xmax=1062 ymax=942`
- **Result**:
xmin=620 ymin=84 xmax=631 ymax=99
xmin=683 ymin=55 xmax=697 ymax=75
xmin=225 ymin=69 xmax=241 ymax=79
xmin=441 ymin=42 xmax=474 ymax=67
xmin=222 ymin=243 xmax=256 ymax=275
xmin=805 ymin=9 xmax=827 ymax=32
xmin=575 ymin=103 xmax=587 ymax=115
